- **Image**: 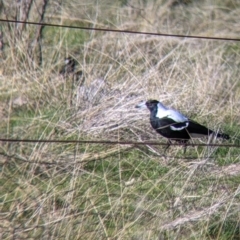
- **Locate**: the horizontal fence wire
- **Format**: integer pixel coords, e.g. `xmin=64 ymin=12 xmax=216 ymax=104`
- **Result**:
xmin=0 ymin=138 xmax=239 ymax=148
xmin=0 ymin=18 xmax=238 ymax=150
xmin=0 ymin=19 xmax=240 ymax=42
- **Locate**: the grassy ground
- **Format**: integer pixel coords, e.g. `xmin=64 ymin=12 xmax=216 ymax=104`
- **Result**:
xmin=1 ymin=0 xmax=240 ymax=239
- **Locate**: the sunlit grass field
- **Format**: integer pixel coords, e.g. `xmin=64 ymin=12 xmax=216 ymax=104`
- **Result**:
xmin=1 ymin=0 xmax=240 ymax=239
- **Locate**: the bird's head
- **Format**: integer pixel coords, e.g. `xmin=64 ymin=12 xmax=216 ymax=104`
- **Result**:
xmin=64 ymin=57 xmax=75 ymax=65
xmin=135 ymin=99 xmax=159 ymax=111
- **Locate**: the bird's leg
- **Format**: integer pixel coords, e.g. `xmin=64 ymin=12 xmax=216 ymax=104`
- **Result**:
xmin=183 ymin=142 xmax=187 ymax=154
xmin=182 ymin=140 xmax=188 ymax=154
xmin=164 ymin=140 xmax=172 ymax=153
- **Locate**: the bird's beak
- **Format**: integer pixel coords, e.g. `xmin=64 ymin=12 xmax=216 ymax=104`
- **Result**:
xmin=135 ymin=101 xmax=147 ymax=109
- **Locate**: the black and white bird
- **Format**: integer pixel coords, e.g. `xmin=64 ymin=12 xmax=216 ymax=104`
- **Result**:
xmin=59 ymin=57 xmax=77 ymax=76
xmin=136 ymin=99 xmax=230 ymax=151
xmin=59 ymin=57 xmax=85 ymax=84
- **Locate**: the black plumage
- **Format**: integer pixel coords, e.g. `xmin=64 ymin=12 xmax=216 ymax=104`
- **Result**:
xmin=59 ymin=57 xmax=85 ymax=85
xmin=59 ymin=57 xmax=76 ymax=75
xmin=136 ymin=99 xmax=230 ymax=151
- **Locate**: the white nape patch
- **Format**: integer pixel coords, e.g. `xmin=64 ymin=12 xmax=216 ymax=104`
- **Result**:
xmin=170 ymin=122 xmax=189 ymax=131
xmin=64 ymin=59 xmax=70 ymax=64
xmin=156 ymin=108 xmax=188 ymax=122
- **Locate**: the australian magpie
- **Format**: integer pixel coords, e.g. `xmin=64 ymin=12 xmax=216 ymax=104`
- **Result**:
xmin=136 ymin=99 xmax=230 ymax=151
xmin=59 ymin=57 xmax=84 ymax=83
xmin=59 ymin=57 xmax=77 ymax=75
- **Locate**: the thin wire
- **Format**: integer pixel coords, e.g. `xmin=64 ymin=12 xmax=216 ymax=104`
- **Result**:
xmin=0 ymin=138 xmax=238 ymax=148
xmin=0 ymin=19 xmax=237 ymax=149
xmin=1 ymin=19 xmax=240 ymax=42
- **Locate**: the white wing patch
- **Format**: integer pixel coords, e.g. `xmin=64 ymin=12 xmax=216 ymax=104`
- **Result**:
xmin=170 ymin=122 xmax=189 ymax=131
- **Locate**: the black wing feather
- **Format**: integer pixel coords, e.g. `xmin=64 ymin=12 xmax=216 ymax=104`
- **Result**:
xmin=150 ymin=116 xmax=229 ymax=141
xmin=150 ymin=117 xmax=190 ymax=140
xmin=187 ymin=120 xmax=213 ymax=136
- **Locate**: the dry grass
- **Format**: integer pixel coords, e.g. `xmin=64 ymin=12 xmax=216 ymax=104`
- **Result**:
xmin=1 ymin=0 xmax=240 ymax=239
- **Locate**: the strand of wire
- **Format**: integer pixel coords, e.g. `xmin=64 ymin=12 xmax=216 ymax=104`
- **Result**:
xmin=0 ymin=138 xmax=239 ymax=148
xmin=0 ymin=19 xmax=237 ymax=148
xmin=1 ymin=19 xmax=240 ymax=42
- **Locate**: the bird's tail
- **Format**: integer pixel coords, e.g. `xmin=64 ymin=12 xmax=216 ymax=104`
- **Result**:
xmin=188 ymin=120 xmax=230 ymax=140
xmin=216 ymin=132 xmax=230 ymax=140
